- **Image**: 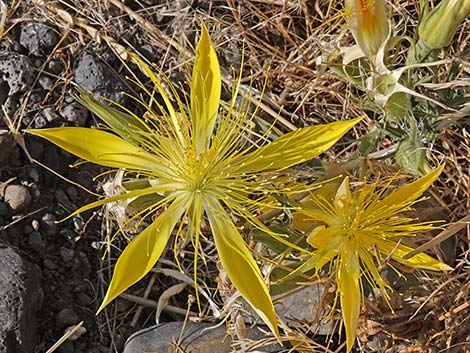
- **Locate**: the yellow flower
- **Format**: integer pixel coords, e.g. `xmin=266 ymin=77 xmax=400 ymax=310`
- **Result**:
xmin=292 ymin=165 xmax=451 ymax=351
xmin=26 ymin=24 xmax=360 ymax=336
xmin=345 ymin=0 xmax=389 ymax=57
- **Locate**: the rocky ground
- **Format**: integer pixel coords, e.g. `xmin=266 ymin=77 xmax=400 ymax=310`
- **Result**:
xmin=0 ymin=1 xmax=469 ymax=353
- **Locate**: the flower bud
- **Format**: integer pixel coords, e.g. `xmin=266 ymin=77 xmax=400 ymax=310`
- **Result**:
xmin=418 ymin=0 xmax=470 ymax=50
xmin=345 ymin=0 xmax=389 ymax=57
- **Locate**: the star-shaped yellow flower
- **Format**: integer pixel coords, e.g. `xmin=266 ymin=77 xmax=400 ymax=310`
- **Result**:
xmin=291 ymin=165 xmax=451 ymax=351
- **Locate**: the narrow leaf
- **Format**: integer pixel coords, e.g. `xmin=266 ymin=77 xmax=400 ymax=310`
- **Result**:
xmin=77 ymin=94 xmax=149 ymax=145
xmin=235 ymin=118 xmax=361 ymax=174
xmin=97 ymin=196 xmax=188 ymax=313
xmin=205 ymin=199 xmax=279 ymax=337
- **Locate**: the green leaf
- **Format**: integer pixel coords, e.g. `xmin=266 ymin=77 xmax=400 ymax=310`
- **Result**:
xmin=61 ymin=184 xmax=173 ymax=221
xmin=205 ymin=199 xmax=279 ymax=337
xmin=235 ymin=118 xmax=361 ymax=174
xmin=76 ymin=94 xmax=149 ymax=145
xmin=97 ymin=195 xmax=189 ymax=313
xmin=191 ymin=22 xmax=221 ymax=150
xmin=25 ymin=127 xmax=161 ymax=171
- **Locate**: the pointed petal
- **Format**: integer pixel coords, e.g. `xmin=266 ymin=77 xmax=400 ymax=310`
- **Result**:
xmin=235 ymin=118 xmax=361 ymax=174
xmin=25 ymin=127 xmax=160 ymax=171
xmin=97 ymin=196 xmax=188 ymax=313
xmin=373 ymin=238 xmax=452 ymax=271
xmin=337 ymin=247 xmax=361 ymax=352
xmin=379 ymin=164 xmax=444 ymax=208
xmin=205 ymin=199 xmax=279 ymax=337
xmin=191 ymin=23 xmax=221 ymax=147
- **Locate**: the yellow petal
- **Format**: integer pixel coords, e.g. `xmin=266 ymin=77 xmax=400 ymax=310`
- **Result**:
xmin=337 ymin=247 xmax=361 ymax=352
xmin=235 ymin=118 xmax=361 ymax=174
xmin=379 ymin=164 xmax=445 ymax=208
xmin=373 ymin=238 xmax=452 ymax=271
xmin=191 ymin=23 xmax=221 ymax=150
xmin=97 ymin=196 xmax=188 ymax=313
xmin=25 ymin=127 xmax=160 ymax=171
xmin=205 ymin=199 xmax=279 ymax=337
xmin=345 ymin=0 xmax=389 ymax=56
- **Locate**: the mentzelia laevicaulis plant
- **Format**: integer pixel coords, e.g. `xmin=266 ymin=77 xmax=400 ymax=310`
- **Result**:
xmin=26 ymin=24 xmax=360 ymax=335
xmin=291 ymin=164 xmax=451 ymax=351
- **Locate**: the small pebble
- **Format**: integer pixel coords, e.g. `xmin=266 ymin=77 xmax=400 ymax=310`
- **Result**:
xmin=65 ymin=324 xmax=87 ymax=341
xmin=42 ymin=107 xmax=60 ymax=123
xmin=61 ymin=103 xmax=89 ymax=127
xmin=4 ymin=185 xmax=32 ymax=214
xmin=59 ymin=227 xmax=75 ymax=241
xmin=55 ymin=307 xmax=80 ymax=329
xmin=39 ymin=76 xmax=54 ymax=90
xmin=31 ymin=219 xmax=40 ymax=231
xmin=59 ymin=246 xmax=74 ymax=263
xmin=43 ymin=258 xmax=57 ymax=270
xmin=28 ymin=231 xmax=45 ymax=254
xmin=41 ymin=213 xmax=57 ymax=236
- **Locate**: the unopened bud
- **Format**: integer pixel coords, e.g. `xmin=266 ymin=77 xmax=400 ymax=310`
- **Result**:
xmin=418 ymin=0 xmax=470 ymax=50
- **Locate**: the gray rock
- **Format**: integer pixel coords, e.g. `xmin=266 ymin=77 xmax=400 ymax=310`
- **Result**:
xmin=0 ymin=132 xmax=14 ymax=163
xmin=42 ymin=107 xmax=60 ymax=123
xmin=60 ymin=103 xmax=89 ymax=126
xmin=74 ymin=52 xmax=124 ymax=102
xmin=59 ymin=246 xmax=74 ymax=263
xmin=19 ymin=23 xmax=59 ymax=56
xmin=0 ymin=52 xmax=34 ymax=95
xmin=0 ymin=245 xmax=41 ymax=353
xmin=123 ymin=322 xmax=284 ymax=353
xmin=3 ymin=185 xmax=32 ymax=214
xmin=55 ymin=308 xmax=79 ymax=329
xmin=38 ymin=76 xmax=54 ymax=91
xmin=28 ymin=231 xmax=45 ymax=254
xmin=42 ymin=258 xmax=57 ymax=271
xmin=275 ymin=283 xmax=330 ymax=334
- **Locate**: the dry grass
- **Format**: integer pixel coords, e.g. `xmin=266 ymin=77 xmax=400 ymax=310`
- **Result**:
xmin=2 ymin=0 xmax=469 ymax=352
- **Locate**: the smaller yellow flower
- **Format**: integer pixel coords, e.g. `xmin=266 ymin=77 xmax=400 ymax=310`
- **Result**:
xmin=292 ymin=165 xmax=451 ymax=352
xmin=345 ymin=0 xmax=389 ymax=57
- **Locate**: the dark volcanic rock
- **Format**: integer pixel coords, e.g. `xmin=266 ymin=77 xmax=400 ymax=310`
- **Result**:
xmin=55 ymin=308 xmax=79 ymax=329
xmin=20 ymin=23 xmax=59 ymax=56
xmin=0 ymin=132 xmax=14 ymax=163
xmin=0 ymin=245 xmax=42 ymax=353
xmin=0 ymin=52 xmax=34 ymax=95
xmin=74 ymin=52 xmax=124 ymax=102
xmin=61 ymin=103 xmax=89 ymax=126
